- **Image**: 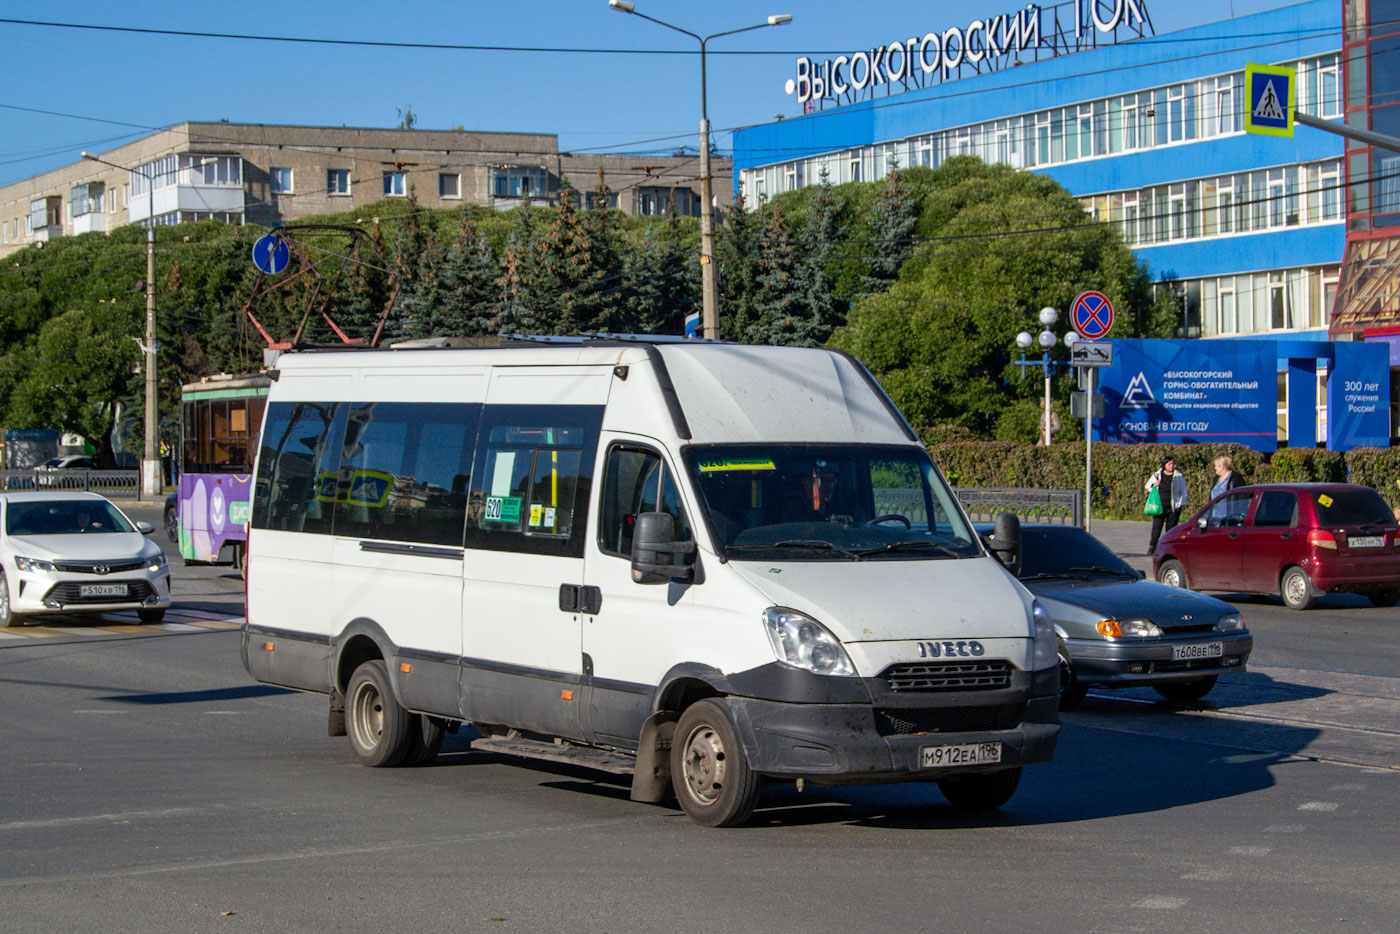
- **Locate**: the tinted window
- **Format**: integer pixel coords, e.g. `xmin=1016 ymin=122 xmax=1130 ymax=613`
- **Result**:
xmin=252 ymin=402 xmax=345 ymax=533
xmin=6 ymin=499 xmax=134 ymax=535
xmin=1312 ymin=488 xmax=1395 ymax=527
xmin=1252 ymin=491 xmax=1298 ymax=528
xmin=463 ymin=405 xmax=602 ymax=557
xmin=599 ymin=445 xmax=692 ymax=561
xmin=332 ymin=403 xmax=480 ymax=546
xmin=1017 ymin=527 xmax=1136 ymax=579
xmin=685 ymin=443 xmax=977 ymax=559
xmin=1206 ymin=491 xmax=1254 ymax=529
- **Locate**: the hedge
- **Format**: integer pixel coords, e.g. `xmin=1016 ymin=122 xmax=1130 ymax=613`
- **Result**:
xmin=926 ymin=438 xmax=1400 ymax=519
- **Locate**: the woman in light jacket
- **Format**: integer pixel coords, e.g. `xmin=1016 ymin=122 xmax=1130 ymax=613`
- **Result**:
xmin=1146 ymin=456 xmax=1188 ymax=553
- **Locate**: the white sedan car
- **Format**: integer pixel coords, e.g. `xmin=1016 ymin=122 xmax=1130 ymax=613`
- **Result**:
xmin=0 ymin=492 xmax=172 ymax=626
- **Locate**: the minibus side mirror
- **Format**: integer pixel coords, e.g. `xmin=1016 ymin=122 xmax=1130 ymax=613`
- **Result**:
xmin=631 ymin=512 xmax=696 ymax=585
xmin=986 ymin=512 xmax=1022 ymax=577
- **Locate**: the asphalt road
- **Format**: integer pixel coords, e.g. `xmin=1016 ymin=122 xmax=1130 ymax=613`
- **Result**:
xmin=1 ymin=507 xmax=1397 ymax=933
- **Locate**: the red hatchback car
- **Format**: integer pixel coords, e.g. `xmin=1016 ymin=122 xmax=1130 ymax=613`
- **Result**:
xmin=1153 ymin=483 xmax=1400 ymax=610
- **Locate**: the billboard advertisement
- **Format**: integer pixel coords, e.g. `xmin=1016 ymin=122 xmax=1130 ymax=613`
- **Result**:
xmin=1096 ymin=339 xmax=1278 ymax=451
xmin=1326 ymin=342 xmax=1391 ymax=450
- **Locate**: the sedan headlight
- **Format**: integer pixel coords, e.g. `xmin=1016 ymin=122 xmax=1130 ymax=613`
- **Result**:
xmin=1096 ymin=618 xmax=1162 ymax=638
xmin=762 ymin=608 xmax=856 ymax=677
xmin=14 ymin=556 xmax=55 ymax=573
xmin=147 ymin=550 xmax=168 ymax=572
xmin=1215 ymin=613 xmax=1244 ymax=632
xmin=1032 ymin=601 xmax=1055 ymax=669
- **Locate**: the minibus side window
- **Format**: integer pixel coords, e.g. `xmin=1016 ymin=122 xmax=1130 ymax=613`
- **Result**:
xmin=252 ymin=402 xmax=346 ymax=534
xmin=330 ymin=402 xmax=479 ymax=547
xmin=599 ymin=445 xmax=692 ymax=560
xmin=463 ymin=404 xmax=601 ymax=557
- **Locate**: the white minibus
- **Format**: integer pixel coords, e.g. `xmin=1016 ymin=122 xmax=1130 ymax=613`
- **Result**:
xmin=242 ymin=338 xmax=1058 ymax=826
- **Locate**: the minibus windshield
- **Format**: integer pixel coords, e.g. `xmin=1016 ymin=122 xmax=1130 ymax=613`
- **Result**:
xmin=685 ymin=444 xmax=981 ymax=561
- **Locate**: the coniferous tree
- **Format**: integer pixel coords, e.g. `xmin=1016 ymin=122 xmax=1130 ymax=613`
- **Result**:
xmin=428 ymin=210 xmax=501 ymax=336
xmin=748 ymin=204 xmax=802 ymax=345
xmin=863 ymin=161 xmax=918 ymax=294
xmin=716 ymin=195 xmax=764 ymax=342
xmin=339 ymin=223 xmax=391 ymax=342
xmin=496 ymin=206 xmax=541 ymax=335
xmin=787 ymin=167 xmax=843 ymax=346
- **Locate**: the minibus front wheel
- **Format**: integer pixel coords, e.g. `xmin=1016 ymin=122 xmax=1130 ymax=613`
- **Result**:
xmin=346 ymin=660 xmax=413 ymax=767
xmin=671 ymin=698 xmax=762 ymax=827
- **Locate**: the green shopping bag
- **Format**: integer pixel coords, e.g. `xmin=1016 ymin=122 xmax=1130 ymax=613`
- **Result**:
xmin=1144 ymin=484 xmax=1164 ymax=517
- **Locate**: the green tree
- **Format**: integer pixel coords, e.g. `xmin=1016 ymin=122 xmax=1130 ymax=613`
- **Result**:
xmin=786 ymin=168 xmax=843 ymax=346
xmin=428 ymin=210 xmax=501 ymax=337
xmin=716 ymin=196 xmax=764 ymax=342
xmin=863 ymin=162 xmax=918 ymax=294
xmin=831 ymin=156 xmax=1161 ymax=437
xmin=496 ymin=206 xmax=542 ymax=335
xmin=746 ymin=204 xmax=802 ymax=345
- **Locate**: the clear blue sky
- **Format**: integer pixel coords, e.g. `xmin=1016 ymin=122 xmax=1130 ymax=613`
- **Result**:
xmin=1 ymin=0 xmax=1301 ymax=187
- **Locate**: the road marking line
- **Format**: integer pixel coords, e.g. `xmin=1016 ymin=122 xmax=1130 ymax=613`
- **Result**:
xmin=6 ymin=627 xmax=67 ymax=637
xmin=96 ymin=624 xmax=161 ymax=633
xmin=1298 ymin=801 xmax=1340 ymax=811
xmin=1328 ymin=783 xmax=1365 ymax=791
xmin=1263 ymin=824 xmax=1305 ymax=832
xmin=190 ymin=620 xmax=241 ymax=630
xmin=43 ymin=626 xmax=118 ymax=636
xmin=1181 ymin=869 xmax=1229 ymax=881
xmin=0 ymin=807 xmax=198 ymax=832
xmin=1134 ymin=896 xmax=1189 ymax=909
xmin=148 ymin=622 xmax=204 ymax=632
xmin=1228 ymin=846 xmax=1272 ymax=856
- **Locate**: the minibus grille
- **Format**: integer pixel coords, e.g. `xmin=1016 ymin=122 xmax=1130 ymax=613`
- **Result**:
xmin=881 ymin=660 xmax=1013 ymax=693
xmin=874 ymin=702 xmax=1025 ymax=736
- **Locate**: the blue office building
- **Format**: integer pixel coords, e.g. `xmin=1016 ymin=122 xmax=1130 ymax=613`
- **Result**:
xmin=732 ymin=0 xmax=1400 ymax=444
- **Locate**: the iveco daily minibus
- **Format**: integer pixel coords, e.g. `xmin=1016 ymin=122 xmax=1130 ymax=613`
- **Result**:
xmin=242 ymin=338 xmax=1059 ymax=826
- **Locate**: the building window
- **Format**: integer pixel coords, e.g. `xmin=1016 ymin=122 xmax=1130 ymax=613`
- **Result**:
xmin=439 ymin=173 xmax=460 ymax=199
xmin=491 ymin=166 xmax=546 ymax=199
xmin=327 ymin=169 xmax=351 ymax=195
xmin=70 ymin=183 xmax=102 ymax=217
xmin=270 ymin=168 xmax=293 ymax=194
xmin=181 ymin=155 xmax=241 ymax=186
xmin=383 ymin=171 xmax=406 ymax=196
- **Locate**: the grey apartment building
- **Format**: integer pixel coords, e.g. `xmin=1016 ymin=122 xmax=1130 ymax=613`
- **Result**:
xmin=0 ymin=122 xmax=730 ymax=257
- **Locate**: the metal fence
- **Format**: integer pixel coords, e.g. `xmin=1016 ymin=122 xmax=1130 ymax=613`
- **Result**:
xmin=0 ymin=470 xmax=143 ymax=498
xmin=873 ymin=487 xmax=1083 ymax=527
xmin=954 ymin=488 xmax=1083 ymax=527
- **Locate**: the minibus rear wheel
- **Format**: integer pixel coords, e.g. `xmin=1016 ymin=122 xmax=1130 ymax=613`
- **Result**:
xmin=671 ymin=698 xmax=762 ymax=827
xmin=346 ymin=660 xmax=412 ymax=767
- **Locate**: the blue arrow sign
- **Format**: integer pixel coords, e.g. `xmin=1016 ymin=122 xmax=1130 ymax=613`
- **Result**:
xmin=251 ymin=234 xmax=290 ymax=275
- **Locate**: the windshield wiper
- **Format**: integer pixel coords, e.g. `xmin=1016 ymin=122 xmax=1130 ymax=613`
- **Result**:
xmin=766 ymin=539 xmax=864 ymax=560
xmin=1058 ymin=565 xmax=1138 ymax=578
xmin=855 ymin=540 xmax=967 ymax=559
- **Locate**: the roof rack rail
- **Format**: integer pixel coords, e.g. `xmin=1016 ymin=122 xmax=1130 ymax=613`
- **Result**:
xmin=502 ymin=332 xmax=728 ymax=345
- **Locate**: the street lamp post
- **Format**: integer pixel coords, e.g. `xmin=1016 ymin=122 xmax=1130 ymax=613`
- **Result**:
xmin=608 ymin=1 xmax=791 ymax=340
xmin=1015 ymin=307 xmax=1077 ymax=447
xmin=82 ymin=151 xmax=160 ymax=496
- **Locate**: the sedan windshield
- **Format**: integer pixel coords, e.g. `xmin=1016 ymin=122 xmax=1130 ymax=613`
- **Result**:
xmin=1017 ymin=526 xmax=1137 ymax=580
xmin=685 ymin=444 xmax=980 ymax=560
xmin=6 ymin=500 xmax=135 ymax=535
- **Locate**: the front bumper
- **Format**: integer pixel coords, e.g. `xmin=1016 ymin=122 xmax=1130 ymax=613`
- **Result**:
xmin=1065 ymin=631 xmax=1252 ymax=687
xmin=723 ymin=667 xmax=1060 ymax=784
xmin=11 ymin=572 xmax=172 ymax=615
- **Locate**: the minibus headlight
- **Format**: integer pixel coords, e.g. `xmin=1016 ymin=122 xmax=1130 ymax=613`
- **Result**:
xmin=1032 ymin=601 xmax=1056 ymax=670
xmin=762 ymin=608 xmax=856 ymax=677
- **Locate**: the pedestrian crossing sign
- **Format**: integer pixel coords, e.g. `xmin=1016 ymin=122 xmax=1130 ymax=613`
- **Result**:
xmin=1245 ymin=63 xmax=1295 ymax=137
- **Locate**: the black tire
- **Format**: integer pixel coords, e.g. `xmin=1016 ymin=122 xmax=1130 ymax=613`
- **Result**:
xmin=164 ymin=507 xmax=178 ymax=544
xmin=1157 ymin=559 xmax=1188 ymax=589
xmin=0 ymin=571 xmax=24 ymax=627
xmin=1058 ymin=644 xmax=1089 ymax=711
xmin=671 ymin=698 xmax=762 ymax=827
xmin=137 ymin=608 xmax=166 ymax=623
xmin=401 ymin=715 xmax=446 ymax=767
xmin=1153 ymin=675 xmax=1219 ymax=703
xmin=1280 ymin=566 xmax=1317 ymax=610
xmin=346 ymin=660 xmax=413 ymax=767
xmin=938 ymin=767 xmax=1023 ymax=811
xmin=1368 ymin=589 xmax=1400 ymax=607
